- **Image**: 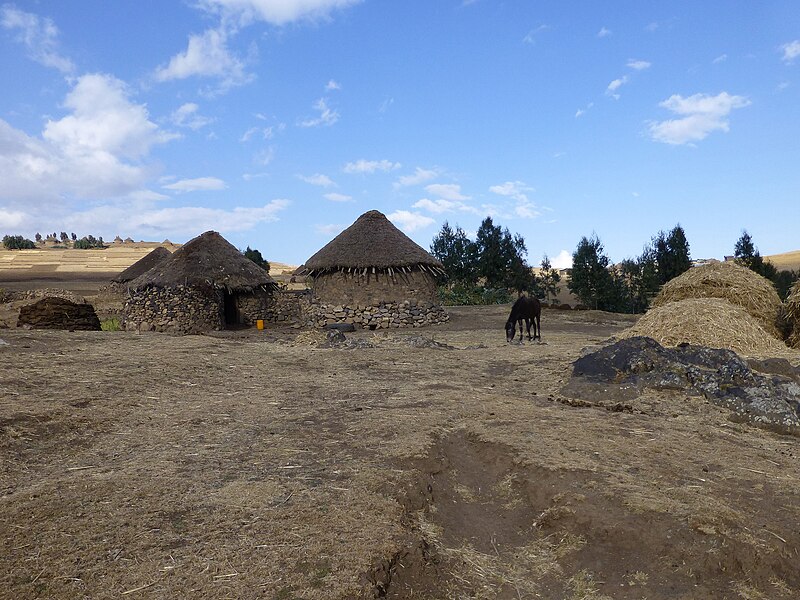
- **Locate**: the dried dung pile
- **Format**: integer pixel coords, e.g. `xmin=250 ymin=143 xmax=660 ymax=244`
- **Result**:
xmin=620 ymin=298 xmax=792 ymax=357
xmin=17 ymin=297 xmax=101 ymax=331
xmin=652 ymin=261 xmax=782 ymax=338
xmin=787 ymin=281 xmax=800 ymax=349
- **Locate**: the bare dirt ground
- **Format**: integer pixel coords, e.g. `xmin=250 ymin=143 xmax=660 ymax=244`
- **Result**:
xmin=2 ymin=305 xmax=800 ymax=599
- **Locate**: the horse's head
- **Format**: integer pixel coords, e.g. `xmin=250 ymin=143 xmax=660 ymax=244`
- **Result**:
xmin=505 ymin=319 xmax=516 ymax=342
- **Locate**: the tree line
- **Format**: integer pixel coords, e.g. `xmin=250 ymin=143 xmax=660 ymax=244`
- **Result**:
xmin=431 ymin=219 xmax=798 ymax=311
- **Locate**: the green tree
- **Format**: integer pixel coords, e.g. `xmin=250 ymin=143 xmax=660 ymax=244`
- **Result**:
xmin=430 ymin=222 xmax=477 ymax=285
xmin=243 ymin=246 xmax=270 ymax=272
xmin=539 ymin=255 xmax=562 ymax=305
xmin=2 ymin=235 xmax=36 ymax=250
xmin=734 ymin=230 xmax=777 ymax=280
xmin=568 ymin=234 xmax=617 ymax=310
xmin=474 ymin=217 xmax=536 ymax=292
xmin=653 ymin=224 xmax=691 ymax=284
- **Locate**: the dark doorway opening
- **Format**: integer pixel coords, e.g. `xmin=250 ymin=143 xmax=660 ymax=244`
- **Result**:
xmin=223 ymin=292 xmax=239 ymax=326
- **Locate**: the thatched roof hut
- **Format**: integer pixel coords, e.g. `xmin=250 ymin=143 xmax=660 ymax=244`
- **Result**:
xmin=300 ymin=210 xmax=448 ymax=328
xmin=131 ymin=231 xmax=275 ymax=293
xmin=124 ymin=231 xmax=277 ymax=333
xmin=651 ymin=261 xmax=783 ymax=338
xmin=112 ymin=246 xmax=171 ymax=284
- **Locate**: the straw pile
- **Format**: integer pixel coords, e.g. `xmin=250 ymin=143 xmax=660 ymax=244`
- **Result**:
xmin=651 ymin=261 xmax=782 ymax=338
xmin=786 ymin=281 xmax=800 ymax=349
xmin=620 ymin=298 xmax=792 ymax=357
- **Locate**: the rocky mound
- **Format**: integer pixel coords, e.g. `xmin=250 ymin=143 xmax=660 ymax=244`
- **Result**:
xmin=17 ymin=297 xmax=101 ymax=331
xmin=565 ymin=336 xmax=800 ymax=434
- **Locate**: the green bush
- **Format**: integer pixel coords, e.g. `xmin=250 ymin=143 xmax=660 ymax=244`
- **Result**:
xmin=438 ymin=284 xmax=513 ymax=306
xmin=100 ymin=317 xmax=122 ymax=331
xmin=2 ymin=235 xmax=36 ymax=250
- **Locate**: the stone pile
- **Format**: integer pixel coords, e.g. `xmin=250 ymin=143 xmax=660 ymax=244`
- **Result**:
xmin=17 ymin=297 xmax=101 ymax=331
xmin=307 ymin=299 xmax=449 ymax=329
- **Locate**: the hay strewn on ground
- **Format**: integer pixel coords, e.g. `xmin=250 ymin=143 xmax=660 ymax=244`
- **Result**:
xmin=786 ymin=281 xmax=800 ymax=349
xmin=651 ymin=261 xmax=783 ymax=338
xmin=620 ymin=298 xmax=794 ymax=357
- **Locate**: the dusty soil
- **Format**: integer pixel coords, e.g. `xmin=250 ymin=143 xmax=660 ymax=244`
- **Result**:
xmin=1 ymin=305 xmax=800 ymax=599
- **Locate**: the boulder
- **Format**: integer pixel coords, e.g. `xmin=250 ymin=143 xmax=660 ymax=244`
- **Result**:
xmin=17 ymin=297 xmax=101 ymax=331
xmin=565 ymin=336 xmax=800 ymax=434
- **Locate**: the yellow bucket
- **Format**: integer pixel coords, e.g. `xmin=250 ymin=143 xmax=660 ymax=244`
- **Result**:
xmin=256 ymin=319 xmax=264 ymax=330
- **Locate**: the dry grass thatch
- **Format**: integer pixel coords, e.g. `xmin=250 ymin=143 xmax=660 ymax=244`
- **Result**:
xmin=131 ymin=231 xmax=275 ymax=292
xmin=620 ymin=298 xmax=794 ymax=357
xmin=786 ymin=281 xmax=800 ymax=349
xmin=651 ymin=261 xmax=783 ymax=338
xmin=301 ymin=210 xmax=444 ymax=275
xmin=112 ymin=246 xmax=171 ymax=283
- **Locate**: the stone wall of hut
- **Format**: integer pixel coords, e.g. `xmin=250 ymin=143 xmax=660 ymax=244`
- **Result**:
xmin=124 ymin=285 xmax=222 ymax=333
xmin=305 ymin=299 xmax=448 ymax=329
xmin=311 ymin=268 xmax=438 ymax=306
xmin=234 ymin=290 xmax=273 ymax=325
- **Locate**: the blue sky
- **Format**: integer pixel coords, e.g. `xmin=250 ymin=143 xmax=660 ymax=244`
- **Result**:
xmin=1 ymin=1 xmax=798 ymax=268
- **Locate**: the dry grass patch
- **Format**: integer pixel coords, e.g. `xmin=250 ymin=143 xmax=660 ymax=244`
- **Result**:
xmin=652 ymin=261 xmax=783 ymax=337
xmin=622 ymin=297 xmax=795 ymax=358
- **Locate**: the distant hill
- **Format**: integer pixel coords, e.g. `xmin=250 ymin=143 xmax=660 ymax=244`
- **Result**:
xmin=764 ymin=250 xmax=800 ymax=272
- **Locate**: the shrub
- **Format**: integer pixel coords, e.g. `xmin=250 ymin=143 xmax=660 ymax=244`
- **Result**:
xmin=100 ymin=317 xmax=122 ymax=331
xmin=2 ymin=235 xmax=36 ymax=250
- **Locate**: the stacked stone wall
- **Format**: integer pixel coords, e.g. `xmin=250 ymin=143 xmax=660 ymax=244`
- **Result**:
xmin=311 ymin=269 xmax=438 ymax=306
xmin=306 ymin=299 xmax=448 ymax=329
xmin=123 ymin=285 xmax=221 ymax=333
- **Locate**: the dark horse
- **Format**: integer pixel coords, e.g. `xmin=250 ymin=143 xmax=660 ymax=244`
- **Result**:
xmin=505 ymin=295 xmax=541 ymax=342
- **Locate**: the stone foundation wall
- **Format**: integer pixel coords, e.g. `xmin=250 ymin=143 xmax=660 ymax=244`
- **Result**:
xmin=311 ymin=269 xmax=438 ymax=306
xmin=305 ymin=299 xmax=449 ymax=329
xmin=124 ymin=285 xmax=221 ymax=333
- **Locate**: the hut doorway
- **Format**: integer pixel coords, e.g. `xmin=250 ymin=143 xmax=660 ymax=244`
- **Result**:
xmin=223 ymin=292 xmax=239 ymax=326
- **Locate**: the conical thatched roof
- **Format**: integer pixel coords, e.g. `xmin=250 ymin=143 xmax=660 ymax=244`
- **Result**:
xmin=130 ymin=231 xmax=276 ymax=292
xmin=302 ymin=210 xmax=444 ymax=276
xmin=113 ymin=246 xmax=171 ymax=283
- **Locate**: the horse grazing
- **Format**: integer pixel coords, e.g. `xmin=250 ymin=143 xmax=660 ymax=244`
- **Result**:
xmin=505 ymin=295 xmax=541 ymax=342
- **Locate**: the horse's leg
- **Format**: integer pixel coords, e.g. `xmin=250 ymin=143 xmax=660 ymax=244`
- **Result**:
xmin=525 ymin=318 xmax=532 ymax=340
xmin=517 ymin=319 xmax=524 ymax=341
xmin=535 ymin=313 xmax=541 ymax=340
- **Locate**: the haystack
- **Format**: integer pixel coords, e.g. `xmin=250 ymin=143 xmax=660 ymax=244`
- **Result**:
xmin=620 ymin=298 xmax=791 ymax=357
xmin=651 ymin=261 xmax=782 ymax=338
xmin=300 ymin=210 xmax=448 ymax=328
xmin=124 ymin=231 xmax=276 ymax=333
xmin=112 ymin=246 xmax=171 ymax=284
xmin=786 ymin=281 xmax=800 ymax=349
xmin=18 ymin=297 xmax=101 ymax=331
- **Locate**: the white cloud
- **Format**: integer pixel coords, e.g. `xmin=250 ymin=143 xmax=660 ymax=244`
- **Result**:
xmin=199 ymin=0 xmax=363 ymax=27
xmin=551 ymin=250 xmax=572 ymax=269
xmin=298 ymin=173 xmax=335 ymax=187
xmin=413 ymin=198 xmax=479 ymax=215
xmin=648 ymin=92 xmax=751 ymax=145
xmin=574 ymin=102 xmax=593 ymax=118
xmin=523 ymin=24 xmax=549 ymax=44
xmin=154 ymin=28 xmax=251 ymax=92
xmin=323 ymin=192 xmax=352 ymax=202
xmin=163 ymin=177 xmax=226 ymax=192
xmin=299 ymin=98 xmax=339 ymax=127
xmin=425 ymin=183 xmax=469 ymax=201
xmin=781 ymin=40 xmax=800 ymax=63
xmin=0 ymin=5 xmax=74 ymax=73
xmin=379 ymin=97 xmax=394 ymax=113
xmin=254 ymin=147 xmax=275 ymax=166
xmin=325 ymin=79 xmax=341 ymax=91
xmin=343 ymin=159 xmax=401 ymax=173
xmin=627 ymin=59 xmax=651 ymax=70
xmin=126 ymin=200 xmax=289 ymax=234
xmin=606 ymin=75 xmax=628 ymax=98
xmin=394 ymin=167 xmax=439 ymax=187
xmin=387 ymin=210 xmax=435 ymax=233
xmin=171 ymin=103 xmax=214 ymax=130
xmin=240 ymin=124 xmax=280 ymax=142
xmin=597 ymin=27 xmax=611 ymax=38
xmin=315 ymin=223 xmax=345 ymax=236
xmin=0 ymin=208 xmax=27 ymax=229
xmin=489 ymin=181 xmax=539 ymax=219
xmin=712 ymin=53 xmax=728 ymax=64
xmin=0 ymin=74 xmax=175 ymax=205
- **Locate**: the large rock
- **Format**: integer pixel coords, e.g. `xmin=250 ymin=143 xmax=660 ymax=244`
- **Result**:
xmin=565 ymin=336 xmax=800 ymax=434
xmin=17 ymin=297 xmax=101 ymax=331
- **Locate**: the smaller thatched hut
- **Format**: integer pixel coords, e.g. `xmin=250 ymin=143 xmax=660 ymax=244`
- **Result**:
xmin=124 ymin=231 xmax=276 ymax=333
xmin=112 ymin=246 xmax=171 ymax=285
xmin=299 ymin=210 xmax=448 ymax=329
